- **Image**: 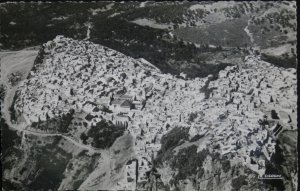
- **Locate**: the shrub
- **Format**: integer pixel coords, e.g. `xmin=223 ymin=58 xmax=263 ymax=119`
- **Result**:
xmin=231 ymin=175 xmax=247 ymax=191
xmin=188 ymin=112 xmax=198 ymax=122
xmin=271 ymin=110 xmax=279 ymax=119
xmin=85 ymin=114 xmax=95 ymax=121
xmin=221 ymin=160 xmax=231 ymax=173
xmin=80 ymin=132 xmax=88 ymax=144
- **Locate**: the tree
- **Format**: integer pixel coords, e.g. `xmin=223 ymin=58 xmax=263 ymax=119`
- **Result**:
xmin=80 ymin=132 xmax=88 ymax=144
xmin=70 ymin=88 xmax=74 ymax=96
xmin=189 ymin=112 xmax=198 ymax=122
xmin=271 ymin=110 xmax=279 ymax=119
xmin=291 ymin=48 xmax=295 ymax=55
xmin=270 ymin=96 xmax=274 ymax=102
xmin=120 ymin=72 xmax=127 ymax=80
xmin=141 ymin=128 xmax=144 ymax=136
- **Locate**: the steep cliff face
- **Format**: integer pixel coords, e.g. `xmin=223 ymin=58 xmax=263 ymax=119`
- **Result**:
xmin=155 ymin=142 xmax=291 ymax=191
xmin=185 ymin=156 xmax=268 ymax=191
xmin=274 ymin=130 xmax=298 ymax=190
xmin=155 ymin=124 xmax=296 ymax=190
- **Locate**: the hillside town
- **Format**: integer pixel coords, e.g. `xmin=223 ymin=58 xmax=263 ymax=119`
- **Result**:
xmin=14 ymin=36 xmax=297 ymax=190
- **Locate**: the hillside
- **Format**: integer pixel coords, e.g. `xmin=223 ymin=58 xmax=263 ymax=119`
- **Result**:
xmin=2 ymin=36 xmax=297 ymax=190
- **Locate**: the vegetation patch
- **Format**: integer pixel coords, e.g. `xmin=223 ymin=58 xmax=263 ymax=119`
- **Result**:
xmin=221 ymin=160 xmax=231 ymax=173
xmin=231 ymin=175 xmax=248 ymax=191
xmin=155 ymin=126 xmax=190 ymax=165
xmin=32 ymin=109 xmax=75 ymax=133
xmin=82 ymin=119 xmax=125 ymax=148
xmin=171 ymin=145 xmax=209 ymax=181
xmin=261 ymin=53 xmax=297 ymax=69
xmin=173 ymin=16 xmax=250 ymax=48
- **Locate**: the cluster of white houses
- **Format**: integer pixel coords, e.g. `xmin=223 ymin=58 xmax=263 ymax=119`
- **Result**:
xmin=14 ymin=37 xmax=297 ymax=190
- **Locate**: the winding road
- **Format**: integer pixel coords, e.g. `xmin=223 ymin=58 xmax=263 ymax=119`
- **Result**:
xmin=22 ymin=128 xmax=103 ymax=153
xmin=244 ymin=19 xmax=255 ymax=46
xmin=1 ymin=49 xmax=38 ymax=128
xmin=0 ymin=49 xmax=102 ymax=153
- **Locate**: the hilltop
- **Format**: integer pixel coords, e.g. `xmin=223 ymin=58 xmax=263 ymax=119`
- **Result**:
xmin=2 ymin=36 xmax=296 ymax=190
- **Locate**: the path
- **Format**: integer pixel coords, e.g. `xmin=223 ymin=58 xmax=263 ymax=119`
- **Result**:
xmin=1 ymin=48 xmax=103 ymax=153
xmin=244 ymin=19 xmax=255 ymax=45
xmin=22 ymin=128 xmax=103 ymax=153
xmin=84 ymin=22 xmax=92 ymax=40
